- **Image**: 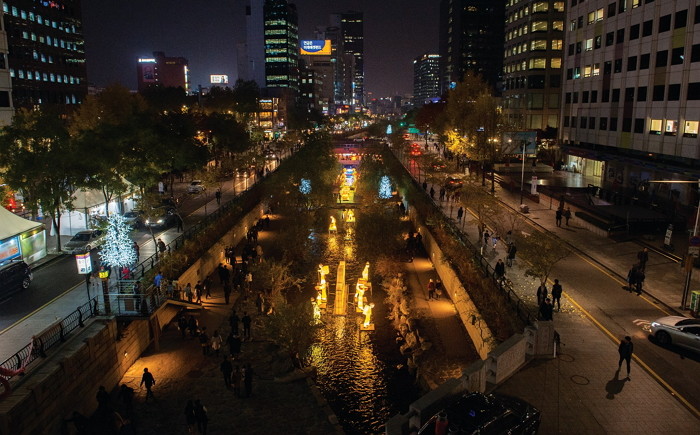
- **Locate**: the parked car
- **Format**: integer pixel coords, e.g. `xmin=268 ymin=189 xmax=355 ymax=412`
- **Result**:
xmin=444 ymin=176 xmax=464 ymax=190
xmin=122 ymin=210 xmax=143 ymax=228
xmin=650 ymin=316 xmax=700 ymax=352
xmin=144 ymin=206 xmax=176 ymax=230
xmin=63 ymin=230 xmax=106 ymax=254
xmin=187 ymin=180 xmax=205 ymax=194
xmin=418 ymin=392 xmax=541 ymax=435
xmin=0 ymin=260 xmax=32 ymax=297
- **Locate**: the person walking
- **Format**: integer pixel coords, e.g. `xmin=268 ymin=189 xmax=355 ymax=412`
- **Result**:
xmin=551 ymin=279 xmax=563 ymax=311
xmin=217 ymin=263 xmax=229 ymax=284
xmin=439 ymin=187 xmax=446 ymax=202
xmin=422 ymin=181 xmax=428 ymax=191
xmin=429 ymin=186 xmax=435 ymax=199
xmin=185 ymin=283 xmax=193 ymax=302
xmin=457 ymin=206 xmax=464 ymax=222
xmin=564 ymin=207 xmax=572 ymax=226
xmin=494 ymin=259 xmax=506 ymax=284
xmin=194 ymin=281 xmax=203 ymax=304
xmin=434 ymin=279 xmax=444 ymax=300
xmin=204 ymin=277 xmax=212 ymax=299
xmin=506 ymin=243 xmax=517 ymax=267
xmin=230 ymin=311 xmax=240 ymax=335
xmin=242 ymin=312 xmax=252 ymax=340
xmin=536 ymin=283 xmax=548 ymax=306
xmin=132 ymin=241 xmax=140 ymax=261
xmin=118 ymin=384 xmax=134 ymax=416
xmin=154 ymin=271 xmax=163 ymax=289
xmin=194 ymin=400 xmax=209 ymax=435
xmin=157 ymin=238 xmax=166 ymax=256
xmin=634 ymin=267 xmax=645 ymax=295
xmin=220 ymin=356 xmax=233 ymax=389
xmin=483 ymin=230 xmax=490 ymax=247
xmin=539 ymin=298 xmax=554 ymax=321
xmin=618 ymin=336 xmax=634 ymax=377
xmin=555 ymin=208 xmax=563 ymax=227
xmin=178 ymin=315 xmax=188 ymax=339
xmin=215 ymin=189 xmax=222 ymax=205
xmin=199 ymin=327 xmax=210 ymax=356
xmin=176 ymin=214 xmax=184 ymax=232
xmin=427 ymin=279 xmax=436 ymax=300
xmin=223 ymin=281 xmax=232 ymax=305
xmin=627 ymin=265 xmax=638 ymax=292
xmin=637 ymin=248 xmax=649 ymax=272
xmin=211 ymin=330 xmax=223 ymax=357
xmin=96 ymin=386 xmax=111 ymax=410
xmin=140 ymin=368 xmax=156 ymax=401
xmin=184 ymin=400 xmax=197 ymax=434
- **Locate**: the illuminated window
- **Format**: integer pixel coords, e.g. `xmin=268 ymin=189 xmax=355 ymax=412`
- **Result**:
xmin=551 ymin=40 xmax=563 ymax=50
xmin=553 ymin=2 xmax=565 ymax=12
xmin=585 ymin=38 xmax=593 ymax=51
xmin=632 ymin=0 xmax=640 ymax=8
xmin=532 ymin=2 xmax=548 ymax=12
xmin=684 ymin=121 xmax=699 ymax=137
xmin=552 ymin=21 xmax=564 ymax=31
xmin=584 ymin=65 xmax=592 ymax=77
xmin=531 ymin=40 xmax=547 ymax=51
xmin=649 ymin=119 xmax=662 ymax=134
xmin=532 ymin=21 xmax=548 ymax=32
xmin=665 ymin=120 xmax=678 ymax=135
xmin=529 ymin=58 xmax=546 ymax=69
xmin=574 ymin=67 xmax=581 ymax=79
xmin=551 ymin=58 xmax=562 ymax=68
xmin=592 ymin=63 xmax=600 ymax=76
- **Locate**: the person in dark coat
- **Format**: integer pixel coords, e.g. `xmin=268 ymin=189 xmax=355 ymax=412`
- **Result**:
xmin=506 ymin=243 xmax=517 ymax=267
xmin=618 ymin=336 xmax=634 ymax=377
xmin=539 ymin=298 xmax=554 ymax=321
xmin=184 ymin=400 xmax=196 ymax=434
xmin=551 ymin=279 xmax=563 ymax=311
xmin=220 ymin=356 xmax=233 ymax=389
xmin=139 ymin=368 xmax=156 ymax=401
xmin=242 ymin=312 xmax=252 ymax=339
xmin=230 ymin=311 xmax=240 ymax=335
xmin=494 ymin=259 xmax=506 ymax=283
xmin=118 ymin=384 xmax=134 ymax=416
xmin=457 ymin=206 xmax=464 ymax=222
xmin=178 ymin=315 xmax=188 ymax=339
xmin=634 ymin=268 xmax=645 ymax=295
xmin=637 ymin=248 xmax=649 ymax=272
xmin=194 ymin=399 xmax=209 ymax=435
xmin=555 ymin=209 xmax=563 ymax=227
xmin=536 ymin=283 xmax=548 ymax=306
xmin=627 ymin=265 xmax=638 ymax=292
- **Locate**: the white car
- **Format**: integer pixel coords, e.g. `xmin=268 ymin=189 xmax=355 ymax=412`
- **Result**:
xmin=650 ymin=316 xmax=700 ymax=352
xmin=63 ymin=230 xmax=106 ymax=254
xmin=187 ymin=180 xmax=205 ymax=194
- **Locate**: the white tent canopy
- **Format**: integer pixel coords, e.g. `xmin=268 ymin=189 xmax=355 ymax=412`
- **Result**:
xmin=0 ymin=206 xmax=42 ymax=240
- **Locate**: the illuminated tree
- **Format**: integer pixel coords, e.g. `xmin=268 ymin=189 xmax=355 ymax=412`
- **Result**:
xmin=100 ymin=214 xmax=137 ymax=270
xmin=378 ymin=175 xmax=392 ymax=199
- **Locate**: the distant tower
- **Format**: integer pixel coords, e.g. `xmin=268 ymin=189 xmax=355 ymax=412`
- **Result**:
xmin=330 ymin=11 xmax=364 ymax=111
xmin=241 ymin=0 xmax=266 ymax=87
xmin=0 ymin=5 xmax=13 ymax=125
xmin=263 ymin=0 xmax=299 ymax=91
xmin=136 ymin=52 xmax=189 ymax=93
xmin=413 ymin=54 xmax=441 ymax=107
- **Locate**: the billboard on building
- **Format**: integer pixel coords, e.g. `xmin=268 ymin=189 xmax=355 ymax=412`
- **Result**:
xmin=210 ymin=75 xmax=229 ymax=84
xmin=300 ymin=40 xmax=332 ymax=56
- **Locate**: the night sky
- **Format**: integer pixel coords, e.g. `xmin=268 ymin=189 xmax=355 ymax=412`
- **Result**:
xmin=82 ymin=0 xmax=439 ymax=98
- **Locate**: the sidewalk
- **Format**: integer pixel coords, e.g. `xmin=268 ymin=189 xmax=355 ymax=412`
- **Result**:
xmin=397 ymin=149 xmax=700 ymax=429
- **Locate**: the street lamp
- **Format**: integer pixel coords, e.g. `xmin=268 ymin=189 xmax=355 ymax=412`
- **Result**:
xmin=648 ymin=179 xmax=700 ymax=309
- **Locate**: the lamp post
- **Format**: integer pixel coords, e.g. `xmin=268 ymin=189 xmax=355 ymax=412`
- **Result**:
xmin=648 ymin=179 xmax=700 ymax=309
xmin=520 ymin=139 xmax=526 ymax=205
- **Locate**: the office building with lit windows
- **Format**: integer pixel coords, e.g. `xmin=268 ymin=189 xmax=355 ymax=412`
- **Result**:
xmin=412 ymin=53 xmax=441 ymax=107
xmin=0 ymin=8 xmax=13 ymax=125
xmin=560 ymin=0 xmax=700 ymax=205
xmin=502 ymin=0 xmax=565 ymax=131
xmin=263 ymin=0 xmax=299 ymax=92
xmin=439 ymin=0 xmax=505 ymax=93
xmin=332 ymin=11 xmax=364 ymax=109
xmin=136 ymin=52 xmax=189 ymax=93
xmin=3 ymin=0 xmax=86 ymax=108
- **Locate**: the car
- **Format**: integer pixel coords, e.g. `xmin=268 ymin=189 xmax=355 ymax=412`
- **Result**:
xmin=0 ymin=260 xmax=32 ymax=297
xmin=445 ymin=177 xmax=464 ymax=190
xmin=650 ymin=316 xmax=700 ymax=352
xmin=144 ymin=206 xmax=176 ymax=229
xmin=187 ymin=180 xmax=205 ymax=194
xmin=418 ymin=392 xmax=541 ymax=435
xmin=63 ymin=230 xmax=106 ymax=254
xmin=432 ymin=160 xmax=447 ymax=171
xmin=410 ymin=148 xmax=423 ymax=157
xmin=122 ymin=210 xmax=143 ymax=228
xmin=236 ymin=167 xmax=255 ymax=178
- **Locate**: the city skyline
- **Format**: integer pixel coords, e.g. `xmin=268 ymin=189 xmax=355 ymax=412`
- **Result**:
xmin=82 ymin=0 xmax=438 ymax=97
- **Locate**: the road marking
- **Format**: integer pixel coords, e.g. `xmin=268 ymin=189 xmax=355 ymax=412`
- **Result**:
xmin=565 ymin=293 xmax=700 ymax=419
xmin=633 ymin=319 xmax=650 ymax=326
xmin=0 ymin=282 xmax=82 ymax=336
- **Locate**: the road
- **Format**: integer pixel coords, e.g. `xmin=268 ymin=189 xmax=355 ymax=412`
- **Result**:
xmin=0 ymin=167 xmax=271 ymax=332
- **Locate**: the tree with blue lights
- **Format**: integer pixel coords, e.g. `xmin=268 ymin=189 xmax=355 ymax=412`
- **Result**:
xmin=379 ymin=175 xmax=392 ymax=199
xmin=100 ymin=214 xmax=137 ymax=270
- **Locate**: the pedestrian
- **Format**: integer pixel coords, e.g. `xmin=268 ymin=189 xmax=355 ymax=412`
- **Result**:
xmin=491 ymin=232 xmax=499 ymax=251
xmin=429 ymin=186 xmax=435 ymax=199
xmin=184 ymin=400 xmax=196 ymax=434
xmin=211 ymin=330 xmax=222 ymax=357
xmin=230 ymin=311 xmax=240 ymax=335
xmin=483 ymin=230 xmax=490 ymax=247
xmin=255 ymin=292 xmax=265 ymax=314
xmin=255 ymin=244 xmax=263 ymax=262
xmin=140 ymin=368 xmax=156 ymax=401
xmin=243 ymin=363 xmax=254 ymax=398
xmin=435 ymin=279 xmax=444 ymax=300
xmin=178 ymin=315 xmax=188 ymax=339
xmin=185 ymin=283 xmax=193 ymax=302
xmin=427 ymin=279 xmax=436 ymax=300
xmin=96 ymin=386 xmax=111 ymax=410
xmin=551 ymin=279 xmax=563 ymax=311
xmin=215 ymin=188 xmax=222 ymax=205
xmin=228 ymin=333 xmax=242 ymax=358
xmin=204 ymin=277 xmax=212 ymax=299
xmin=118 ymin=384 xmax=134 ymax=416
xmin=194 ymin=399 xmax=209 ymax=435
xmin=456 ymin=206 xmax=464 ymax=222
xmin=154 ymin=271 xmax=163 ymax=289
xmin=223 ymin=281 xmax=232 ymax=305
xmin=618 ymin=336 xmax=634 ymax=377
xmin=536 ymin=283 xmax=548 ymax=306
xmin=494 ymin=259 xmax=506 ymax=283
xmin=439 ymin=187 xmax=446 ymax=202
xmin=157 ymin=238 xmax=166 ymax=256
xmin=194 ymin=281 xmax=203 ymax=304
xmin=564 ymin=207 xmax=572 ymax=226
xmin=555 ymin=208 xmax=563 ymax=227
xmin=422 ymin=181 xmax=428 ymax=191
xmin=199 ymin=327 xmax=209 ymax=355
xmin=637 ymin=248 xmax=649 ymax=272
xmin=539 ymin=298 xmax=554 ymax=321
xmin=634 ymin=267 xmax=645 ymax=295
xmin=176 ymin=214 xmax=184 ymax=232
xmin=242 ymin=312 xmax=252 ymax=339
xmin=232 ymin=365 xmax=242 ymax=397
xmin=220 ymin=356 xmax=233 ymax=389
xmin=188 ymin=315 xmax=198 ymax=337
xmin=627 ymin=265 xmax=638 ymax=292
xmin=217 ymin=263 xmax=228 ymax=284
xmin=132 ymin=241 xmax=140 ymax=261
xmin=506 ymin=243 xmax=517 ymax=267
xmin=245 ymin=271 xmax=253 ymax=292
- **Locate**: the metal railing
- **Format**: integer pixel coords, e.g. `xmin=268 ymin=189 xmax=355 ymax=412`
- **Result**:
xmin=0 ymin=297 xmax=98 ymax=383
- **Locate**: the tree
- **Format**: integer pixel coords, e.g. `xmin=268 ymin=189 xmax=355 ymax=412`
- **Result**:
xmin=250 ymin=258 xmax=305 ymax=310
xmin=100 ymin=214 xmax=137 ymax=272
xmin=231 ymin=79 xmax=260 ymax=124
xmin=518 ymin=231 xmax=570 ymax=285
xmin=263 ymin=299 xmax=320 ymax=367
xmin=0 ymin=109 xmax=82 ymax=251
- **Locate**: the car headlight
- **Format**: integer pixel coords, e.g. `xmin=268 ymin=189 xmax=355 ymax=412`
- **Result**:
xmin=145 ymin=219 xmax=151 ymax=224
xmin=651 ymin=322 xmax=659 ymax=328
xmin=157 ymin=219 xmax=164 ymax=224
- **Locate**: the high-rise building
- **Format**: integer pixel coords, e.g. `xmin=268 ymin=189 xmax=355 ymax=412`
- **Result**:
xmin=263 ymin=0 xmax=299 ymax=92
xmin=3 ymin=0 xmax=87 ymax=108
xmin=0 ymin=8 xmax=13 ymax=125
xmin=240 ymin=0 xmax=266 ymax=87
xmin=560 ymin=0 xmax=700 ymax=205
xmin=136 ymin=52 xmax=189 ymax=93
xmin=413 ymin=54 xmax=441 ymax=107
xmin=334 ymin=11 xmax=364 ymax=109
xmin=439 ymin=0 xmax=505 ymax=93
xmin=502 ymin=1 xmax=565 ymax=131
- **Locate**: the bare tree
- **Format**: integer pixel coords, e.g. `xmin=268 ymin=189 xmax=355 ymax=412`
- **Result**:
xmin=517 ymin=231 xmax=570 ymax=285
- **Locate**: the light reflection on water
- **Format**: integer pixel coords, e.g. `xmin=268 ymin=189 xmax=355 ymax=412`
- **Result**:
xmin=305 ymin=211 xmax=419 ymax=434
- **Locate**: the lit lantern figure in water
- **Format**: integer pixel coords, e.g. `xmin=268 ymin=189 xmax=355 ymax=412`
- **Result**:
xmin=362 ymin=303 xmax=375 ymax=329
xmin=311 ymin=297 xmax=321 ymax=323
xmin=355 ymin=282 xmax=366 ymax=312
xmin=329 ymin=216 xmax=337 ymax=233
xmin=345 ymin=209 xmax=355 ymax=223
xmin=317 ymin=264 xmax=329 ymax=303
xmin=362 ymin=262 xmax=370 ymax=281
